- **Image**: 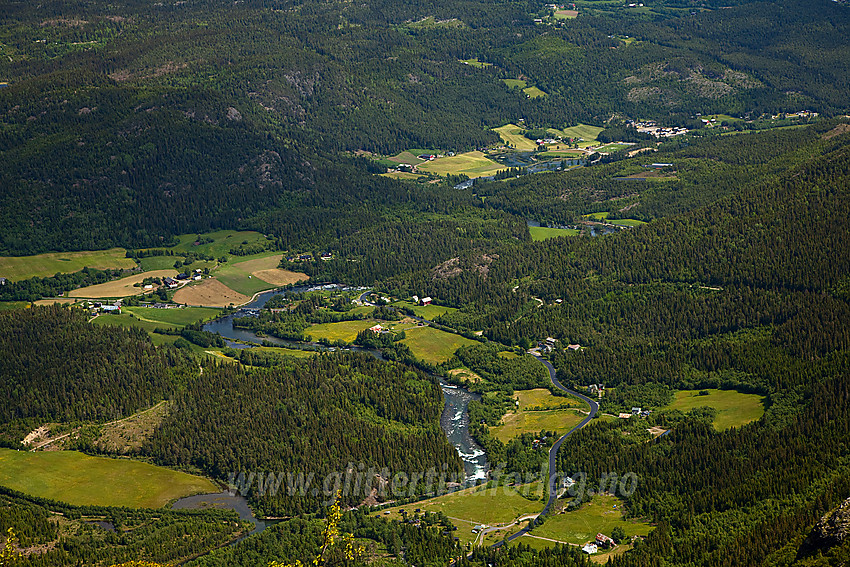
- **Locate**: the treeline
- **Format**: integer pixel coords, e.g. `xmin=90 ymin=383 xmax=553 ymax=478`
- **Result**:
xmin=0 ymin=267 xmax=131 ymax=302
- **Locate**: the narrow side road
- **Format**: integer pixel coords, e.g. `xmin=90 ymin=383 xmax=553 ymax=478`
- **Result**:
xmin=492 ymin=354 xmax=599 ymax=547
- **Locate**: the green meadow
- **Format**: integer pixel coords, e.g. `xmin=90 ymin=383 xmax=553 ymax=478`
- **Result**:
xmin=533 ymin=493 xmax=653 ymax=546
xmin=400 ymin=326 xmax=479 ymax=364
xmin=529 ymin=226 xmax=580 ymax=241
xmin=0 ymin=449 xmax=216 ymax=508
xmin=0 ymin=248 xmax=136 ymax=281
xmin=668 ymin=389 xmax=765 ymax=431
xmin=523 ymin=86 xmax=546 ymax=98
xmin=494 ymin=124 xmax=538 ymax=151
xmin=393 ymin=300 xmax=458 ymax=319
xmin=306 ymin=319 xmax=378 ymax=343
xmin=416 ymin=151 xmax=505 ymax=178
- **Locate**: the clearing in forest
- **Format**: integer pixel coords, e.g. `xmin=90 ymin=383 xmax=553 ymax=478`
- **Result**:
xmin=494 ymin=124 xmax=538 ymax=151
xmin=0 ymin=448 xmax=216 ymax=508
xmin=529 ymin=226 xmax=580 ymax=241
xmin=490 ymin=388 xmax=586 ymax=443
xmin=0 ymin=248 xmax=136 ymax=282
xmin=667 ymin=389 xmax=765 ymax=431
xmin=416 ymin=151 xmax=506 ymax=178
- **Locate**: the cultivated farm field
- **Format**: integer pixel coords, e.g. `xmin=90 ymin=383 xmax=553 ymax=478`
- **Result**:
xmin=400 ymin=326 xmax=479 ymax=364
xmin=494 ymin=124 xmax=538 ymax=151
xmin=529 ymin=226 xmax=580 ymax=241
xmin=416 ymin=151 xmax=506 ymax=178
xmin=0 ymin=248 xmax=136 ymax=281
xmin=0 ymin=448 xmax=216 ymax=508
xmin=69 ymin=269 xmax=177 ymax=298
xmin=173 ymin=278 xmax=250 ymax=307
xmin=668 ymin=389 xmax=765 ymax=431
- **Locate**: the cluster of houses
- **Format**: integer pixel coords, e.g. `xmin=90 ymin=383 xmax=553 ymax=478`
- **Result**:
xmin=582 ymin=533 xmax=616 ymax=554
xmin=587 ymin=383 xmax=605 ymax=398
xmin=410 ymin=295 xmax=433 ymax=306
xmin=630 ymin=120 xmax=690 ymax=138
xmin=89 ymin=301 xmax=122 ymax=315
xmin=285 ymin=252 xmax=333 ymax=262
xmin=618 ymin=407 xmax=653 ymax=419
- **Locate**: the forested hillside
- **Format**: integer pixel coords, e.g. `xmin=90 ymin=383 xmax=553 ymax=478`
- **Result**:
xmin=0 ymin=305 xmax=195 ymax=445
xmin=146 ymin=353 xmax=463 ymax=515
xmin=1 ymin=0 xmax=849 ymax=254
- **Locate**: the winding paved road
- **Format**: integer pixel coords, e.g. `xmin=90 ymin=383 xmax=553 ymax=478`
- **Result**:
xmin=492 ymin=354 xmax=599 ymax=547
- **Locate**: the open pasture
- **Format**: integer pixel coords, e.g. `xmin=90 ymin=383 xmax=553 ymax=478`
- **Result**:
xmin=490 ymin=387 xmax=586 ymax=443
xmin=561 ymin=124 xmax=604 ymax=145
xmin=306 ymin=319 xmax=377 ymax=343
xmin=530 ymin=226 xmax=580 ymax=241
xmin=668 ymin=389 xmax=765 ymax=431
xmin=494 ymin=124 xmax=538 ymax=151
xmin=416 ymin=151 xmax=506 ymax=178
xmin=0 ymin=248 xmax=135 ymax=282
xmin=0 ymin=448 xmax=216 ymax=508
xmin=400 ymin=326 xmax=479 ymax=364
xmin=393 ymin=300 xmax=457 ymax=320
xmin=533 ymin=493 xmax=652 ymax=547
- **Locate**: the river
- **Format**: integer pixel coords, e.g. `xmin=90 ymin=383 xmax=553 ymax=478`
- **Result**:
xmin=179 ymin=285 xmax=488 ymax=528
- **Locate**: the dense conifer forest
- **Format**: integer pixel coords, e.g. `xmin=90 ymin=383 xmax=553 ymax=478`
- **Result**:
xmin=2 ymin=0 xmax=850 ymax=565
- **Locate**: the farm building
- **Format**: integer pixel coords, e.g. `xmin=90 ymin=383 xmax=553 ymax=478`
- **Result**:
xmin=582 ymin=543 xmax=598 ymax=554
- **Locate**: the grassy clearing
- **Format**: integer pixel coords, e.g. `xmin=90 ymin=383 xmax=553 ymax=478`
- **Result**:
xmin=124 ymin=306 xmax=223 ymax=327
xmin=169 ymin=230 xmax=269 ymax=258
xmin=0 ymin=248 xmax=136 ymax=282
xmin=554 ymin=9 xmax=579 ymax=18
xmin=93 ymin=312 xmax=174 ymax=333
xmin=138 ymin=256 xmax=217 ymax=272
xmin=400 ymin=326 xmax=479 ymax=364
xmin=491 ymin=388 xmax=586 ymax=443
xmin=380 ymin=171 xmax=428 ymax=181
xmin=561 ymin=124 xmax=604 ymax=145
xmin=584 ymin=211 xmax=609 ymax=220
xmin=69 ymin=269 xmax=177 ymax=298
xmin=172 ymin=278 xmax=251 ymax=307
xmin=608 ymin=219 xmax=646 ymax=227
xmin=0 ymin=301 xmax=29 ymax=310
xmin=494 ymin=124 xmax=538 ymax=151
xmin=0 ymin=448 xmax=216 ymax=508
xmin=595 ymin=143 xmax=631 ymax=153
xmin=523 ymin=86 xmax=546 ymax=98
xmin=213 ymin=252 xmax=288 ymax=296
xmin=97 ymin=401 xmax=170 ymax=454
xmin=530 ymin=226 xmax=580 ymax=241
xmin=393 ymin=300 xmax=458 ymax=320
xmin=388 ymin=151 xmax=426 ymax=164
xmin=502 ymin=79 xmax=528 ymax=89
xmin=668 ymin=389 xmax=765 ymax=431
xmin=256 ymin=346 xmax=318 ymax=358
xmin=416 ymin=151 xmax=506 ymax=178
xmin=306 ymin=319 xmax=377 ymax=343
xmin=374 ymin=482 xmax=544 ymax=547
xmin=460 ymin=58 xmax=491 ymax=68
xmin=447 ymin=367 xmax=483 ymax=383
xmin=534 ymin=493 xmax=653 ymax=546
xmin=498 ymin=351 xmax=519 ymax=360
